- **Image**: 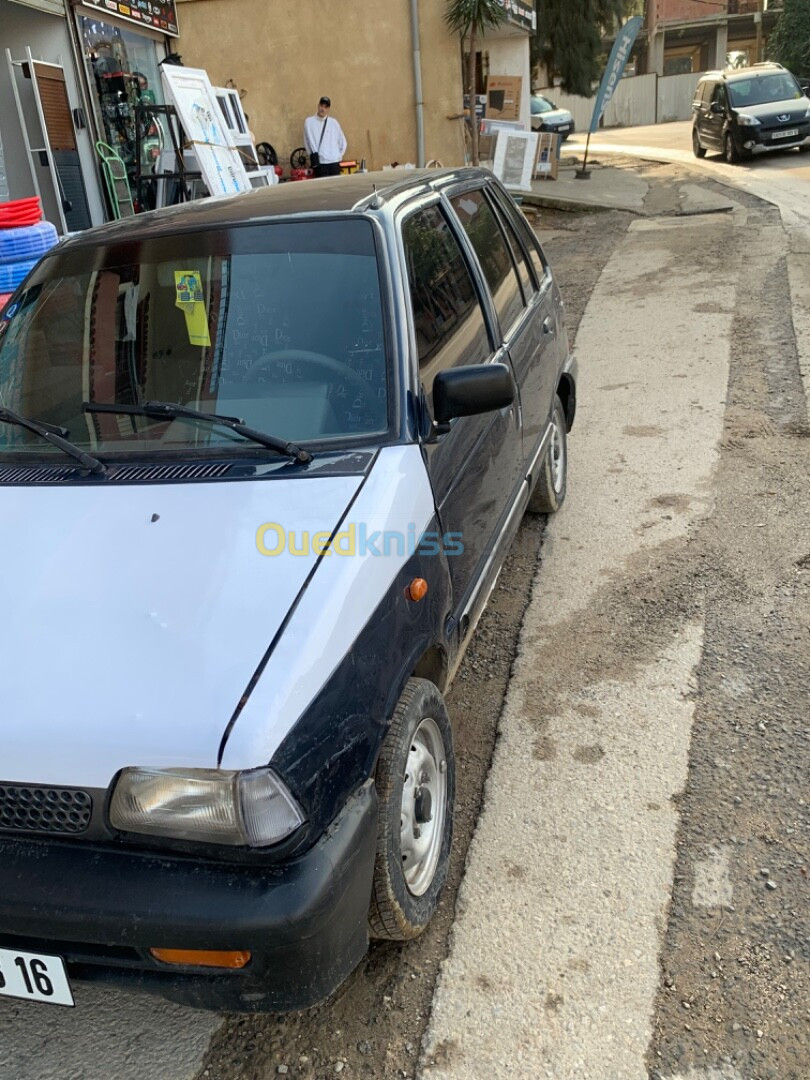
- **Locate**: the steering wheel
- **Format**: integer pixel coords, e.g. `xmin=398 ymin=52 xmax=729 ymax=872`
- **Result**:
xmin=246 ymin=349 xmax=374 ymax=402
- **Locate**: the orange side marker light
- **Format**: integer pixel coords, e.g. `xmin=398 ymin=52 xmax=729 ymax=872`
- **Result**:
xmin=150 ymin=949 xmax=251 ymax=969
xmin=406 ymin=578 xmax=429 ymax=602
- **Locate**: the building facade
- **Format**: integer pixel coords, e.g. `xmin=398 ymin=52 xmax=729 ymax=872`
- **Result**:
xmin=1 ymin=0 xmax=178 ymax=231
xmin=175 ymin=0 xmax=463 ymax=170
xmin=646 ymin=1 xmax=784 ymax=75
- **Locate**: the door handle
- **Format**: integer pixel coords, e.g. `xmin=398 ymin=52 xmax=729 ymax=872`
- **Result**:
xmin=542 ymin=317 xmax=554 ymax=336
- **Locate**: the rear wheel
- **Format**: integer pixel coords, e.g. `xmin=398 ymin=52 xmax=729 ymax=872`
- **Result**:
xmin=724 ymin=132 xmax=740 ymax=164
xmin=527 ymin=394 xmax=568 ymax=515
xmin=369 ymin=678 xmax=455 ymax=941
xmin=692 ymin=127 xmax=706 ymax=158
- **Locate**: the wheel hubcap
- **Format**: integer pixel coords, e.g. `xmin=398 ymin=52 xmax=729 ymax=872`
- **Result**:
xmin=400 ymin=717 xmax=447 ymax=897
xmin=550 ymin=417 xmax=565 ymax=494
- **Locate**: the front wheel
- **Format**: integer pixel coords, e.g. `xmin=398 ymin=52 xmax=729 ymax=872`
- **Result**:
xmin=724 ymin=132 xmax=740 ymax=165
xmin=527 ymin=394 xmax=568 ymax=515
xmin=692 ymin=127 xmax=706 ymax=158
xmin=369 ymin=678 xmax=455 ymax=941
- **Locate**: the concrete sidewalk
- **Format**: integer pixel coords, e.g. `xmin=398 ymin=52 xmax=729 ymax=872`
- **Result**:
xmin=516 ymin=157 xmax=737 ymax=217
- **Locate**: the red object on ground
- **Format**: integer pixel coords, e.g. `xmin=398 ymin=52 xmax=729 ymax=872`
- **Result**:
xmin=0 ymin=293 xmax=12 ymax=313
xmin=274 ymin=165 xmax=283 ymax=177
xmin=289 ymin=168 xmax=314 ymax=182
xmin=0 ymin=197 xmax=43 ymax=228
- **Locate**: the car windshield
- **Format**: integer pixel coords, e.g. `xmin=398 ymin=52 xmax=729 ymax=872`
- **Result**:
xmin=0 ymin=218 xmax=389 ymax=460
xmin=728 ymin=72 xmax=803 ymax=108
xmin=531 ymin=97 xmax=556 ymax=115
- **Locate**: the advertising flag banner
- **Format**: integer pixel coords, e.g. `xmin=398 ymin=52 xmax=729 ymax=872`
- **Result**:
xmin=589 ymin=16 xmax=643 ymax=134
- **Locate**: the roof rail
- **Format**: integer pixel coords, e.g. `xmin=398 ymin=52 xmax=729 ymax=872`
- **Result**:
xmin=751 ymin=61 xmax=783 ymax=69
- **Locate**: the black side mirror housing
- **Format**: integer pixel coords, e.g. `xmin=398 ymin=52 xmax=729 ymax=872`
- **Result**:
xmin=710 ymin=101 xmax=724 ymax=115
xmin=432 ymin=363 xmax=515 ymax=426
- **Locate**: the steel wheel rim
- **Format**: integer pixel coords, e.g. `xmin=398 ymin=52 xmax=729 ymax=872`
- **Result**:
xmin=400 ymin=717 xmax=447 ymax=897
xmin=550 ymin=414 xmax=565 ymax=494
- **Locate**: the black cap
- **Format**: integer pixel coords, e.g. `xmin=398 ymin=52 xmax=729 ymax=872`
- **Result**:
xmin=319 ymin=96 xmax=331 ymax=107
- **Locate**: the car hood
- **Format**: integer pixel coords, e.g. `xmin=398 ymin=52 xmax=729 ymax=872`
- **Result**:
xmin=0 ymin=469 xmax=366 ymax=788
xmin=733 ymin=96 xmax=809 ymax=120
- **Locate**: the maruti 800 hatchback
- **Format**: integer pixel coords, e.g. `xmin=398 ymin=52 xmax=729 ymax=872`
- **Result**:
xmin=0 ymin=168 xmax=576 ymax=1012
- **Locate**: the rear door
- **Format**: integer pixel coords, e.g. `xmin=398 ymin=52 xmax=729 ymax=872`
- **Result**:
xmin=400 ymin=200 xmax=522 ymax=621
xmin=449 ymin=181 xmax=558 ymax=462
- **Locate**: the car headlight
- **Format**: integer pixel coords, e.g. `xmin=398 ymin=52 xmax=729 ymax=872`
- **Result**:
xmin=109 ymin=766 xmax=305 ymax=846
xmin=736 ymin=114 xmax=760 ymax=127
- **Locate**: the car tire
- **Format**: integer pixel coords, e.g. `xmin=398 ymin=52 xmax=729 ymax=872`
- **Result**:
xmin=692 ymin=127 xmax=707 ymax=159
xmin=527 ymin=394 xmax=568 ymax=515
xmin=723 ymin=132 xmax=740 ymax=164
xmin=368 ymin=678 xmax=455 ymax=941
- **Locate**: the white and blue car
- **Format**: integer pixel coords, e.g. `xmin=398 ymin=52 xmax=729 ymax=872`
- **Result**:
xmin=0 ymin=168 xmax=576 ymax=1012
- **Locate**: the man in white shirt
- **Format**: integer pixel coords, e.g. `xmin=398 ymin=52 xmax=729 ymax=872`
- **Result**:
xmin=304 ymin=96 xmax=347 ymax=178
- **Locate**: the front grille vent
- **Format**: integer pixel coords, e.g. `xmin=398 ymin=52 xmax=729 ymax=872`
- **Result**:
xmin=0 ymin=464 xmax=77 ymax=483
xmin=0 ymin=785 xmax=92 ymax=835
xmin=0 ymin=461 xmax=231 ymax=484
xmin=107 ymin=461 xmax=231 ymax=482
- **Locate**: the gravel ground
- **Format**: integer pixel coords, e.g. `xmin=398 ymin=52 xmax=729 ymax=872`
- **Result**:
xmin=647 ymin=196 xmax=810 ymax=1080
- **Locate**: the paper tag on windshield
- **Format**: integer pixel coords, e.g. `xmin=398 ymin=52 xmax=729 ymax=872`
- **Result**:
xmin=174 ymin=270 xmax=211 ymax=347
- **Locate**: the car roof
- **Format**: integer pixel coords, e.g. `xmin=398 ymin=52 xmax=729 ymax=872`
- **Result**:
xmin=58 ymin=168 xmax=489 ymax=250
xmin=700 ymin=63 xmax=791 ymax=83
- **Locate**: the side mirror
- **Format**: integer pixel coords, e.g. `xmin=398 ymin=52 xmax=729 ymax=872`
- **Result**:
xmin=710 ymin=101 xmax=724 ymax=115
xmin=432 ymin=363 xmax=515 ymax=426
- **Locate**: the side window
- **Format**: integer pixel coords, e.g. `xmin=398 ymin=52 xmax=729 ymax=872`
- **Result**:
xmin=711 ymin=84 xmax=726 ymax=110
xmin=487 ymin=189 xmax=536 ymax=298
xmin=402 ymin=204 xmax=491 ymax=405
xmin=449 ymin=188 xmax=524 ymax=335
xmin=491 ymin=185 xmax=549 ymax=287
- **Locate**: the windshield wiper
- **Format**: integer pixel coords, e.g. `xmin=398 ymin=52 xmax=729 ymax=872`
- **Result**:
xmin=82 ymin=401 xmax=312 ymax=464
xmin=0 ymin=406 xmax=106 ymax=475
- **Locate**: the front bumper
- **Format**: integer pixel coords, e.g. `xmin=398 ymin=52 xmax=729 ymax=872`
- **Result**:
xmin=740 ymin=124 xmax=810 ymax=153
xmin=0 ymin=782 xmax=377 ymax=1012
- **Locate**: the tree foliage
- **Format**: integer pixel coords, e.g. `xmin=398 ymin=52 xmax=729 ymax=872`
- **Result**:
xmin=445 ymin=0 xmax=506 ymax=164
xmin=532 ymin=0 xmax=640 ymax=97
xmin=766 ymin=0 xmax=810 ymax=80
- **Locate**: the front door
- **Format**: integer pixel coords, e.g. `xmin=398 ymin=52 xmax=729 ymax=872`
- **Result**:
xmin=702 ymin=83 xmax=727 ymax=150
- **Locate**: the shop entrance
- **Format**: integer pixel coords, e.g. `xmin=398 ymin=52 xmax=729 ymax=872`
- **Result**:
xmin=79 ymin=15 xmax=167 ymax=211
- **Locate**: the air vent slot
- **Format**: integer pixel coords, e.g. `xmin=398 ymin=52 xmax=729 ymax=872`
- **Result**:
xmin=0 ymin=784 xmax=92 ymax=836
xmin=0 ymin=464 xmax=78 ymax=483
xmin=107 ymin=462 xmax=232 ymax=482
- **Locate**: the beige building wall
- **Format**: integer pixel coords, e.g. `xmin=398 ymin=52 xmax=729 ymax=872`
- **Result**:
xmin=175 ymin=0 xmax=465 ymax=170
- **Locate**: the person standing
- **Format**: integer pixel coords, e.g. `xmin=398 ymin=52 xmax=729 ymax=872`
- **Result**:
xmin=304 ymin=96 xmax=347 ymax=178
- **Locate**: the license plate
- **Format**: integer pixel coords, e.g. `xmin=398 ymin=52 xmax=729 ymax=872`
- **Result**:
xmin=772 ymin=128 xmax=798 ymax=139
xmin=0 ymin=947 xmax=74 ymax=1007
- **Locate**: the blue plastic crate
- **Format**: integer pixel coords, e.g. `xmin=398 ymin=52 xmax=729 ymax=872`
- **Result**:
xmin=0 ymin=221 xmax=58 ymax=266
xmin=0 ymin=259 xmax=38 ymax=293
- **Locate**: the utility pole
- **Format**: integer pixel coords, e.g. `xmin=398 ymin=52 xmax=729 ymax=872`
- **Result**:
xmin=754 ymin=1 xmax=763 ymax=64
